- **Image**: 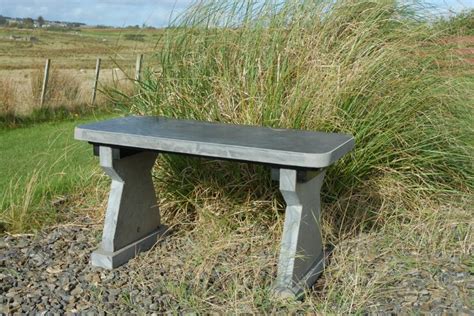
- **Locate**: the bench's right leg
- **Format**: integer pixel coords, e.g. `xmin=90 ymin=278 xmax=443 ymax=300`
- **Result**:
xmin=273 ymin=168 xmax=327 ymax=298
xmin=91 ymin=146 xmax=166 ymax=269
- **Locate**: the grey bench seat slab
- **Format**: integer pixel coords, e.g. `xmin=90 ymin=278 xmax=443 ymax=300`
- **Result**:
xmin=75 ymin=116 xmax=354 ymax=169
xmin=74 ymin=115 xmax=355 ymax=299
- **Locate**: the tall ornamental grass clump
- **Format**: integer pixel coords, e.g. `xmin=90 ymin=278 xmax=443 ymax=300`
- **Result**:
xmin=112 ymin=0 xmax=472 ymax=226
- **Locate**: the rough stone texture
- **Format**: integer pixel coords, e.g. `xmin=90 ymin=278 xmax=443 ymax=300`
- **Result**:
xmin=275 ymin=168 xmax=326 ymax=297
xmin=0 ymin=219 xmax=472 ymax=313
xmin=92 ymin=147 xmax=163 ymax=269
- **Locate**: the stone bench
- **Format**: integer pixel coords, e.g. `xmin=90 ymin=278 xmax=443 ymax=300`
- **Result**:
xmin=74 ymin=116 xmax=354 ymax=297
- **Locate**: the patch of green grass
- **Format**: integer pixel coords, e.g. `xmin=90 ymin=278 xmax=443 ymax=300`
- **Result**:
xmin=0 ymin=106 xmax=107 ymax=129
xmin=0 ymin=113 xmax=114 ymax=233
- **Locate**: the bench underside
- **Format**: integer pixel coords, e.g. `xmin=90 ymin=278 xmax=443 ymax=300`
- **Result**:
xmin=91 ymin=145 xmax=332 ymax=298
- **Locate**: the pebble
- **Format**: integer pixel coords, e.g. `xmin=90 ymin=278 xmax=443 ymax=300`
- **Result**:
xmin=1 ymin=221 xmax=472 ymax=314
xmin=70 ymin=286 xmax=83 ymax=296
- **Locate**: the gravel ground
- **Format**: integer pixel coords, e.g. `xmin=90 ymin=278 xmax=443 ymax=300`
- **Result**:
xmin=1 ymin=219 xmax=473 ymax=314
xmin=1 ymin=220 xmax=182 ymax=314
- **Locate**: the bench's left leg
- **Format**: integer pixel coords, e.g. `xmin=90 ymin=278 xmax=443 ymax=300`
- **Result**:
xmin=91 ymin=146 xmax=166 ymax=269
xmin=274 ymin=168 xmax=327 ymax=298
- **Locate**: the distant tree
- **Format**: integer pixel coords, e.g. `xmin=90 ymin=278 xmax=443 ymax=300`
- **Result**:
xmin=0 ymin=15 xmax=7 ymax=26
xmin=37 ymin=16 xmax=45 ymax=27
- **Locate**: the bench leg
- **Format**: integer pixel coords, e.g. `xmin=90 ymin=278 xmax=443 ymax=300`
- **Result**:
xmin=274 ymin=168 xmax=327 ymax=298
xmin=91 ymin=146 xmax=166 ymax=269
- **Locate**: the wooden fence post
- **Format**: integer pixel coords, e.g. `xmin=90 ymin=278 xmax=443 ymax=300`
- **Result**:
xmin=40 ymin=59 xmax=51 ymax=107
xmin=135 ymin=54 xmax=143 ymax=81
xmin=91 ymin=58 xmax=101 ymax=105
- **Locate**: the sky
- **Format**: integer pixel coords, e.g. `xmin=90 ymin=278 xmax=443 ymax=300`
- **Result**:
xmin=0 ymin=0 xmax=472 ymax=27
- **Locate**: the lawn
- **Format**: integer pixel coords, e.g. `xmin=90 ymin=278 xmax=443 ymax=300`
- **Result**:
xmin=0 ymin=113 xmax=114 ymax=233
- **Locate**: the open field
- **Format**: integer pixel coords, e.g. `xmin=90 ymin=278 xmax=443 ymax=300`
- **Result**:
xmin=0 ymin=0 xmax=473 ymax=314
xmin=0 ymin=67 xmax=131 ymax=116
xmin=0 ymin=27 xmax=161 ymax=117
xmin=1 ymin=22 xmax=472 ymax=118
xmin=0 ymin=27 xmax=162 ymax=70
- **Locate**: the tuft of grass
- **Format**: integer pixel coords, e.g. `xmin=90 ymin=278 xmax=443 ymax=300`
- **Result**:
xmin=111 ymin=0 xmax=472 ymax=218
